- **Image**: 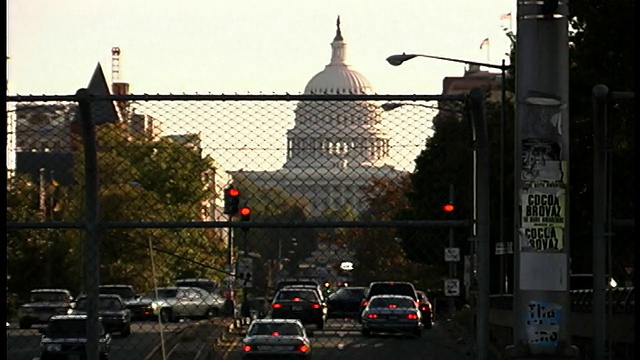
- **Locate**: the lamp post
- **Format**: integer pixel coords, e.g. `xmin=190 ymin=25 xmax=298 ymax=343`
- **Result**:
xmin=387 ymin=53 xmax=512 ymax=294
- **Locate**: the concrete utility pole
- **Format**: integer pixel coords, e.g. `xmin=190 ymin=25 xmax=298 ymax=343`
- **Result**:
xmin=506 ymin=1 xmax=579 ymax=358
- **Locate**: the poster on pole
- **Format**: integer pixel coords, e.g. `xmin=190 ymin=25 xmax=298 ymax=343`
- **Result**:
xmin=520 ymin=227 xmax=564 ymax=251
xmin=521 ymin=138 xmax=564 ymax=183
xmin=520 ymin=187 xmax=565 ymax=228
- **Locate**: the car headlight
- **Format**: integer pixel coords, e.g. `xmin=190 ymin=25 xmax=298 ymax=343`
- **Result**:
xmin=45 ymin=344 xmax=62 ymax=352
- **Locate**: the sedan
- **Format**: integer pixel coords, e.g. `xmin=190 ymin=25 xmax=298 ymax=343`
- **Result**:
xmin=270 ymin=288 xmax=327 ymax=330
xmin=416 ymin=290 xmax=434 ymax=329
xmin=361 ymin=294 xmax=423 ymax=338
xmin=69 ymin=294 xmax=132 ymax=336
xmin=145 ymin=286 xmax=225 ymax=322
xmin=325 ymin=286 xmax=366 ymax=320
xmin=240 ymin=318 xmax=313 ymax=359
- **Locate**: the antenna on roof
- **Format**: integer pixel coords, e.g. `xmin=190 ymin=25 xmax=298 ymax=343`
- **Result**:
xmin=111 ymin=47 xmax=121 ymax=84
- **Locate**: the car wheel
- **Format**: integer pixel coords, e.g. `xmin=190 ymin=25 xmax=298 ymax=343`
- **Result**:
xmin=18 ymin=321 xmax=30 ymax=329
xmin=361 ymin=328 xmax=371 ymax=337
xmin=206 ymin=307 xmax=220 ymax=318
xmin=121 ymin=325 xmax=131 ymax=337
xmin=160 ymin=308 xmax=173 ymax=323
xmin=100 ymin=352 xmax=110 ymax=360
xmin=423 ymin=320 xmax=433 ymax=329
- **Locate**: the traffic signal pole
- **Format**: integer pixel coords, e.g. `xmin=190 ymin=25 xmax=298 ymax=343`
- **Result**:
xmin=447 ymin=184 xmax=456 ymax=317
xmin=506 ymin=1 xmax=579 ymax=358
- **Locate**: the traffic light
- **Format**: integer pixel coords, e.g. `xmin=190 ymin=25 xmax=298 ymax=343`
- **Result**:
xmin=239 ymin=206 xmax=251 ymax=221
xmin=442 ymin=203 xmax=455 ymax=213
xmin=223 ymin=186 xmax=240 ymax=215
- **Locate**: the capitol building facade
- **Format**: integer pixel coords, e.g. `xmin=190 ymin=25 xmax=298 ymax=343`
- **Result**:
xmin=230 ymin=18 xmax=407 ymax=218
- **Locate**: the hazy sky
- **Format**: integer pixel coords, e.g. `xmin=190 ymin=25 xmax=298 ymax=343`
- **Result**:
xmin=7 ymin=0 xmax=515 ymax=172
xmin=7 ymin=0 xmax=515 ymax=95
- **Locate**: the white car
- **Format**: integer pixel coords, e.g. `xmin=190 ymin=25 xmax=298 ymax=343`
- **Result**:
xmin=145 ymin=286 xmax=225 ymax=322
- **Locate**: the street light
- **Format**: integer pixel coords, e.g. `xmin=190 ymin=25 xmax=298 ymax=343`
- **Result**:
xmin=387 ymin=52 xmax=512 ymax=294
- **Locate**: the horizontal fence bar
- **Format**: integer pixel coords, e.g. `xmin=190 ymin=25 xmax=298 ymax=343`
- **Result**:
xmin=7 ymin=93 xmax=468 ymax=102
xmin=7 ymin=219 xmax=470 ymax=229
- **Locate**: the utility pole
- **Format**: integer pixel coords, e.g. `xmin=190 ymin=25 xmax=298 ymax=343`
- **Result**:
xmin=506 ymin=1 xmax=579 ymax=358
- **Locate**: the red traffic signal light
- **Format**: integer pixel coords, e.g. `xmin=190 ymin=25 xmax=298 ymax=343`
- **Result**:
xmin=442 ymin=203 xmax=455 ymax=212
xmin=223 ymin=186 xmax=240 ymax=215
xmin=239 ymin=207 xmax=251 ymax=221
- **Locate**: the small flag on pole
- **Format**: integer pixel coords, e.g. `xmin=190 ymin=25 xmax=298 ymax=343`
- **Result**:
xmin=500 ymin=12 xmax=512 ymax=20
xmin=479 ymin=38 xmax=490 ymax=49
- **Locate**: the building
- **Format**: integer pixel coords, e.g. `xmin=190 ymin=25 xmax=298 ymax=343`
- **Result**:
xmin=230 ymin=18 xmax=406 ymax=217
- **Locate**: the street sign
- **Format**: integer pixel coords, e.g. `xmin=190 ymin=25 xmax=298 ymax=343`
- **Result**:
xmin=444 ymin=279 xmax=460 ymax=297
xmin=495 ymin=242 xmax=514 ymax=255
xmin=237 ymin=257 xmax=253 ymax=288
xmin=444 ymin=247 xmax=460 ymax=262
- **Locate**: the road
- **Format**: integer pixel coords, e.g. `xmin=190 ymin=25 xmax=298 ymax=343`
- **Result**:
xmin=6 ymin=320 xmax=197 ymax=360
xmin=7 ymin=318 xmax=472 ymax=360
xmin=219 ymin=318 xmax=472 ymax=360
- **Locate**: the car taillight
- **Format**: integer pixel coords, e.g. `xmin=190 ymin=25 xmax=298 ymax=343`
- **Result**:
xmin=361 ymin=300 xmax=369 ymax=307
xmin=366 ymin=313 xmax=378 ymax=319
xmin=293 ymin=297 xmax=301 ymax=302
xmin=388 ymin=304 xmax=397 ymax=309
xmin=242 ymin=345 xmax=252 ymax=352
xmin=297 ymin=344 xmax=310 ymax=353
xmin=406 ymin=314 xmax=418 ymax=320
xmin=420 ymin=304 xmax=431 ymax=311
xmin=310 ymin=303 xmax=321 ymax=309
xmin=272 ymin=303 xmax=282 ymax=309
xmin=271 ymin=331 xmax=280 ymax=336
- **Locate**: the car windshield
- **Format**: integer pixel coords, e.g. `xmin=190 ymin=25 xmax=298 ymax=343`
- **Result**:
xmin=370 ymin=297 xmax=415 ymax=308
xmin=275 ymin=290 xmax=317 ymax=302
xmin=31 ymin=292 xmax=68 ymax=302
xmin=74 ymin=297 xmax=122 ymax=311
xmin=99 ymin=287 xmax=136 ymax=299
xmin=249 ymin=322 xmax=303 ymax=336
xmin=47 ymin=319 xmax=88 ymax=337
xmin=146 ymin=289 xmax=178 ymax=299
xmin=336 ymin=288 xmax=365 ymax=298
xmin=368 ymin=283 xmax=416 ymax=299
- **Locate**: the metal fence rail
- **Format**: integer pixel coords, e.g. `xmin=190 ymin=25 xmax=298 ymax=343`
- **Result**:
xmin=7 ymin=91 xmax=491 ymax=360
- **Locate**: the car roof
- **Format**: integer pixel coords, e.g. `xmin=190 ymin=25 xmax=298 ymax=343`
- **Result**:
xmin=175 ymin=278 xmax=216 ymax=284
xmin=76 ymin=294 xmax=123 ymax=300
xmin=370 ymin=294 xmax=415 ymax=300
xmin=31 ymin=288 xmax=71 ymax=293
xmin=99 ymin=284 xmax=134 ymax=288
xmin=251 ymin=318 xmax=303 ymax=325
xmin=49 ymin=314 xmax=88 ymax=321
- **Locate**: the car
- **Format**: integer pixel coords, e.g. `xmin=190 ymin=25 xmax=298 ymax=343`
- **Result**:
xmin=145 ymin=286 xmax=225 ymax=322
xmin=281 ymin=284 xmax=326 ymax=304
xmin=99 ymin=284 xmax=154 ymax=321
xmin=240 ymin=318 xmax=313 ymax=359
xmin=70 ymin=294 xmax=132 ymax=336
xmin=39 ymin=314 xmax=112 ymax=360
xmin=270 ymin=287 xmax=327 ymax=330
xmin=416 ymin=290 xmax=434 ymax=329
xmin=360 ymin=294 xmax=423 ymax=338
xmin=175 ymin=278 xmax=220 ymax=296
xmin=18 ymin=288 xmax=74 ymax=329
xmin=325 ymin=286 xmax=367 ymax=320
xmin=360 ymin=281 xmax=419 ymax=320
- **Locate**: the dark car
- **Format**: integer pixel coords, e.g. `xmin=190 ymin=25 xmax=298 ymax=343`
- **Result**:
xmin=360 ymin=281 xmax=418 ymax=322
xmin=415 ymin=290 xmax=434 ymax=329
xmin=326 ymin=286 xmax=367 ymax=320
xmin=270 ymin=288 xmax=327 ymax=330
xmin=240 ymin=318 xmax=313 ymax=359
xmin=39 ymin=314 xmax=112 ymax=360
xmin=99 ymin=284 xmax=154 ymax=321
xmin=18 ymin=288 xmax=74 ymax=329
xmin=281 ymin=284 xmax=326 ymax=304
xmin=70 ymin=294 xmax=131 ymax=336
xmin=361 ymin=294 xmax=423 ymax=338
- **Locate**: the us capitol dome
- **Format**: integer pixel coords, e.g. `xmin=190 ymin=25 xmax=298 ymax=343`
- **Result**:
xmin=232 ymin=17 xmax=406 ymax=217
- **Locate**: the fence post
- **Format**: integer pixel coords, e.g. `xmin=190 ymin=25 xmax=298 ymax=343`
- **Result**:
xmin=469 ymin=87 xmax=490 ymax=360
xmin=592 ymin=84 xmax=609 ymax=360
xmin=76 ymin=88 xmax=102 ymax=360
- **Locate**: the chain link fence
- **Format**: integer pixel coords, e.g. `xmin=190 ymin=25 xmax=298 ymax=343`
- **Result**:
xmin=7 ymin=91 xmax=483 ymax=360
